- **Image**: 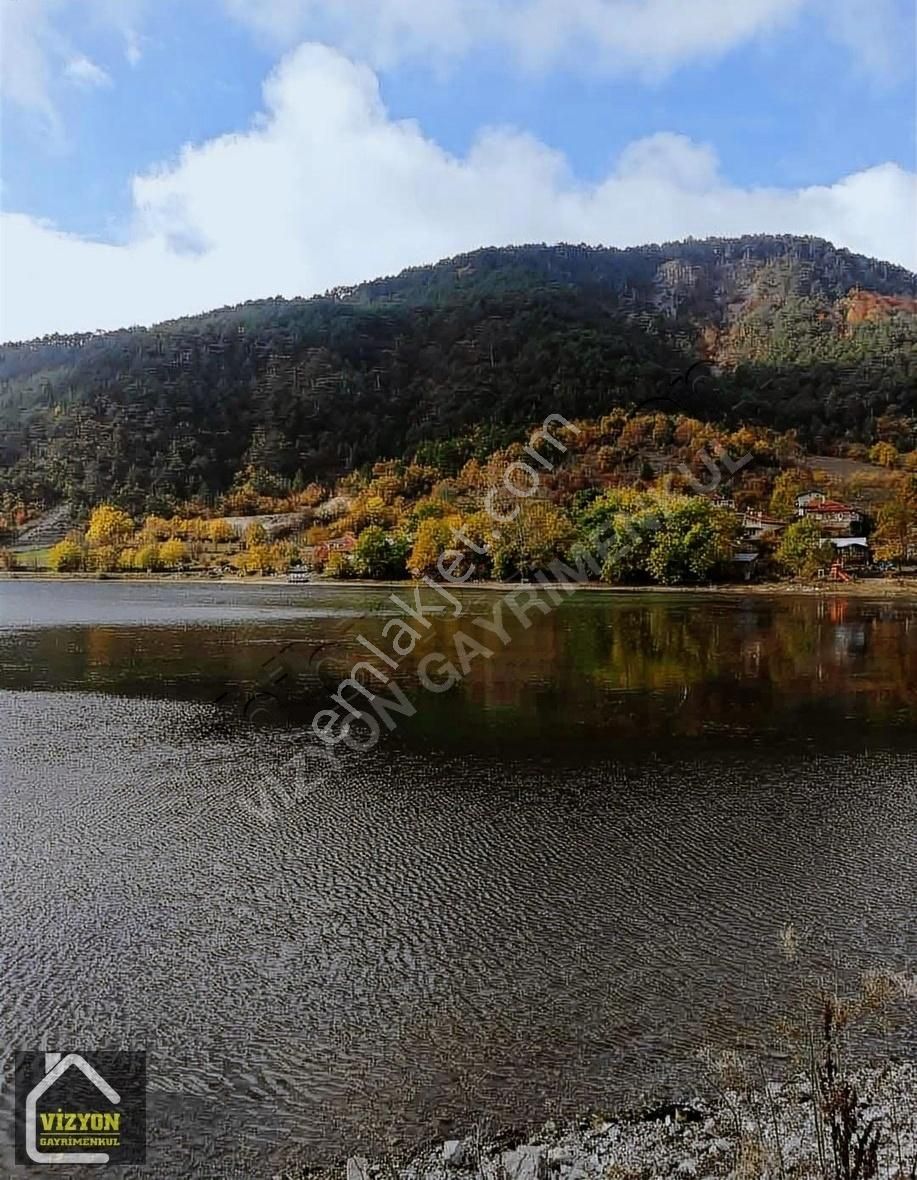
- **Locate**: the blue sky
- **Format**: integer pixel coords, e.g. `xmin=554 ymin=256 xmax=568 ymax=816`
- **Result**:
xmin=1 ymin=0 xmax=915 ymax=339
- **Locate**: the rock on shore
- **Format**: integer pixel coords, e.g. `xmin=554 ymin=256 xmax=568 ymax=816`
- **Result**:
xmin=328 ymin=1063 xmax=915 ymax=1180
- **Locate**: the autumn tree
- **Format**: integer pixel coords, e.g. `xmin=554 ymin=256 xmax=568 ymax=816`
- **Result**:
xmin=490 ymin=500 xmax=575 ymax=581
xmin=159 ymin=538 xmax=190 ymax=569
xmin=48 ymin=540 xmax=84 ymax=572
xmin=324 ymin=551 xmax=351 ymax=579
xmin=244 ymin=521 xmax=268 ymax=548
xmin=86 ymin=505 xmax=134 ymax=548
xmin=88 ymin=545 xmax=121 ymax=572
xmin=208 ymin=519 xmax=235 ymax=544
xmin=769 ymin=469 xmax=809 ymax=519
xmin=872 ymin=482 xmax=917 ymax=566
xmin=869 ymin=442 xmax=899 ymax=469
xmin=407 ymin=518 xmax=457 ymax=579
xmin=135 ymin=543 xmax=163 ymax=572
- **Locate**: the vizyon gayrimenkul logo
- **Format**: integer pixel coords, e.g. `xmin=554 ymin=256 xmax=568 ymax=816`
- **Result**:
xmin=14 ymin=1051 xmax=146 ymax=1166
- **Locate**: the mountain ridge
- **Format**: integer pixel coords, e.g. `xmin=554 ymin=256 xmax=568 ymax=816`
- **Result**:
xmin=1 ymin=235 xmax=914 ymax=519
xmin=4 ymin=234 xmax=915 ymax=353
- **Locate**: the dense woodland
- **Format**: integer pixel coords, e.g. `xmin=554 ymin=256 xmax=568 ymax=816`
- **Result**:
xmin=1 ymin=235 xmax=915 ymax=529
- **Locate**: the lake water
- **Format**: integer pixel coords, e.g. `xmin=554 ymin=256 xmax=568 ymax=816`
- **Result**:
xmin=0 ymin=580 xmax=915 ymax=1178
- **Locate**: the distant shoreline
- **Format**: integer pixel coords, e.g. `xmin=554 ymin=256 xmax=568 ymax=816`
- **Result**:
xmin=2 ymin=571 xmax=917 ymax=597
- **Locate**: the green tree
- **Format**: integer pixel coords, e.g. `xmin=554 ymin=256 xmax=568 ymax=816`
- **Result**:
xmin=351 ymin=527 xmax=409 ymax=579
xmin=645 ymin=497 xmax=739 ymax=585
xmin=580 ymin=490 xmax=661 ymax=583
xmin=579 ymin=489 xmax=739 ymax=585
xmin=776 ymin=518 xmax=835 ymax=578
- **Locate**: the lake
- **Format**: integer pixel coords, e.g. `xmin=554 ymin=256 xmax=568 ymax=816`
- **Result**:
xmin=0 ymin=580 xmax=915 ymax=1178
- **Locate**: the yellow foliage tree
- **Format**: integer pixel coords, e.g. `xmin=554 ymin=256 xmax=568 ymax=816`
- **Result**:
xmin=872 ymin=482 xmax=917 ymax=565
xmin=88 ymin=545 xmax=122 ymax=572
xmin=208 ymin=519 xmax=235 ymax=544
xmin=407 ymin=517 xmax=459 ymax=579
xmin=48 ymin=539 xmax=84 ymax=572
xmin=142 ymin=515 xmax=172 ymax=541
xmin=183 ymin=518 xmax=210 ymax=541
xmin=159 ymin=538 xmax=190 ymax=568
xmin=135 ymin=543 xmax=162 ymax=572
xmin=323 ymin=550 xmax=350 ymax=579
xmin=86 ymin=505 xmax=134 ymax=548
xmin=244 ymin=521 xmax=268 ymax=548
xmin=769 ymin=469 xmax=809 ymax=519
xmin=869 ymin=442 xmax=899 ymax=469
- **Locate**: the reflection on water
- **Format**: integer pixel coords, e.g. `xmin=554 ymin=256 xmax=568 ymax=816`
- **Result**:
xmin=1 ymin=582 xmax=915 ymax=747
xmin=0 ymin=582 xmax=914 ymax=1178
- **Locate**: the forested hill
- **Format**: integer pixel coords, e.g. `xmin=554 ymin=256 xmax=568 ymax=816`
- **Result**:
xmin=1 ymin=234 xmax=915 ymax=517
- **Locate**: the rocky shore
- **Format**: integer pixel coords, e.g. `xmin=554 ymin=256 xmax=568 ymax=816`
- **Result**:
xmin=318 ymin=1063 xmax=915 ymax=1180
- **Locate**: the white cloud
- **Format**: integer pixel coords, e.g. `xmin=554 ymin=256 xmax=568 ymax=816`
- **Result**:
xmin=826 ymin=0 xmax=910 ymax=81
xmin=2 ymin=43 xmax=914 ymax=340
xmin=64 ymin=54 xmax=112 ymax=88
xmin=0 ymin=0 xmax=143 ymax=122
xmin=221 ymin=0 xmax=907 ymax=79
xmin=0 ymin=0 xmax=60 ymax=125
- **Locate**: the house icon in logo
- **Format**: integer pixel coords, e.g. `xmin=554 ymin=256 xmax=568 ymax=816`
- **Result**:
xmin=25 ymin=1052 xmax=121 ymax=1165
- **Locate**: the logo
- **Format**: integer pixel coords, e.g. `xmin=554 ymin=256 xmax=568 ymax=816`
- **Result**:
xmin=14 ymin=1051 xmax=146 ymax=1166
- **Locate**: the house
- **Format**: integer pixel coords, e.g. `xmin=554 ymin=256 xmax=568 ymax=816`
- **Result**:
xmin=301 ymin=532 xmax=358 ymax=568
xmin=327 ymin=532 xmax=357 ymax=553
xmin=797 ymin=499 xmax=862 ymax=534
xmin=742 ymin=511 xmax=786 ymax=542
xmin=830 ymin=537 xmax=871 ymax=568
xmin=795 ymin=491 xmax=828 ymax=510
xmin=729 ymin=551 xmax=760 ymax=582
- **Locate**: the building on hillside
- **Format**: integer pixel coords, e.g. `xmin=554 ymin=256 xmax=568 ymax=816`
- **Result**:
xmin=327 ymin=532 xmax=357 ymax=554
xmin=830 ymin=537 xmax=871 ymax=568
xmin=795 ymin=491 xmax=828 ymax=510
xmin=742 ymin=512 xmax=786 ymax=543
xmin=301 ymin=532 xmax=358 ymax=568
xmin=797 ymin=499 xmax=862 ymax=535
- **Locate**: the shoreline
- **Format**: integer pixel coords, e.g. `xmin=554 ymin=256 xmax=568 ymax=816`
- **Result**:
xmin=292 ymin=1062 xmax=916 ymax=1180
xmin=3 ymin=571 xmax=917 ymax=598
